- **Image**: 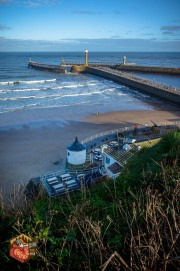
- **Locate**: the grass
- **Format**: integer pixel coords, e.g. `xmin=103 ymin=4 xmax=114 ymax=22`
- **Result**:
xmin=0 ymin=130 xmax=179 ymax=270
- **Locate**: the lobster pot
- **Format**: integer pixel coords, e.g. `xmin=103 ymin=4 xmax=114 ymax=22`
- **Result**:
xmin=67 ymin=137 xmax=86 ymax=165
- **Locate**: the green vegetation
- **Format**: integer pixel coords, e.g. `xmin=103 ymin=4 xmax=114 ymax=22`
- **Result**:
xmin=0 ymin=130 xmax=179 ymax=270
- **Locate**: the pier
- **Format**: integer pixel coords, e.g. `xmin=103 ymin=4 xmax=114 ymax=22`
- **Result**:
xmin=61 ymin=61 xmax=180 ymax=75
xmin=28 ymin=50 xmax=180 ymax=105
xmin=82 ymin=66 xmax=180 ymax=106
xmin=61 ymin=49 xmax=180 ymax=75
xmin=28 ymin=60 xmax=67 ymax=74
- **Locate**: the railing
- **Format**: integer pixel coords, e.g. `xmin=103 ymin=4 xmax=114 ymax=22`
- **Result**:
xmin=41 ymin=121 xmax=179 ymax=197
xmin=41 ymin=165 xmax=100 ymax=180
xmin=41 ymin=121 xmax=179 ymax=179
xmin=89 ymin=67 xmax=180 ymax=93
xmin=29 ymin=61 xmax=64 ymax=70
xmin=81 ymin=121 xmax=180 ymax=146
xmin=61 ymin=61 xmax=118 ymax=66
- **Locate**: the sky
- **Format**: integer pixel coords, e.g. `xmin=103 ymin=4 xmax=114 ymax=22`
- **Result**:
xmin=0 ymin=0 xmax=180 ymax=52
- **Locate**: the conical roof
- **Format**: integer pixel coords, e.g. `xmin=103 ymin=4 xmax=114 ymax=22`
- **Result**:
xmin=67 ymin=137 xmax=86 ymax=152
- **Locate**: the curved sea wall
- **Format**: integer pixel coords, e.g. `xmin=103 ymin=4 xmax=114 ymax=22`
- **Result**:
xmin=115 ymin=64 xmax=180 ymax=75
xmin=71 ymin=65 xmax=180 ymax=106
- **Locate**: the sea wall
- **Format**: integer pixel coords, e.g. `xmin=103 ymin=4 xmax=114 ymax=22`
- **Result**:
xmin=71 ymin=65 xmax=180 ymax=106
xmin=28 ymin=61 xmax=67 ymax=74
xmin=115 ymin=64 xmax=180 ymax=75
xmin=70 ymin=64 xmax=180 ymax=75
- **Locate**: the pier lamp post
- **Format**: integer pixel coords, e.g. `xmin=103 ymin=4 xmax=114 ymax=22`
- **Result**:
xmin=84 ymin=49 xmax=88 ymax=66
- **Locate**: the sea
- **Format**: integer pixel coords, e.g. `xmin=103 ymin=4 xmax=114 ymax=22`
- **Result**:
xmin=0 ymin=52 xmax=180 ymax=118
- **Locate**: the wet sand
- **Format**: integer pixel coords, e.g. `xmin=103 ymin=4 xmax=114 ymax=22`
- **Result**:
xmin=0 ymin=105 xmax=180 ymax=195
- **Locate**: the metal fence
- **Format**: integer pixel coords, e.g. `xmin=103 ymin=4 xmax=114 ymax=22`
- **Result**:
xmin=81 ymin=121 xmax=180 ymax=146
xmin=61 ymin=61 xmax=117 ymax=66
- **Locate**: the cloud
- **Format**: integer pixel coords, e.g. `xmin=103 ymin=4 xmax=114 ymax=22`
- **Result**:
xmin=0 ymin=37 xmax=180 ymax=52
xmin=169 ymin=20 xmax=180 ymax=23
xmin=110 ymin=36 xmax=120 ymax=39
xmin=70 ymin=10 xmax=95 ymax=15
xmin=1 ymin=0 xmax=58 ymax=8
xmin=0 ymin=0 xmax=57 ymax=7
xmin=142 ymin=33 xmax=154 ymax=36
xmin=162 ymin=31 xmax=180 ymax=36
xmin=161 ymin=26 xmax=180 ymax=32
xmin=160 ymin=25 xmax=180 ymax=37
xmin=112 ymin=10 xmax=123 ymax=15
xmin=0 ymin=0 xmax=11 ymax=3
xmin=0 ymin=24 xmax=11 ymax=30
xmin=140 ymin=26 xmax=150 ymax=30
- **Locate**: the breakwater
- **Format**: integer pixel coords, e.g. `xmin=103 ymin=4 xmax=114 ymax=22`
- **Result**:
xmin=115 ymin=64 xmax=180 ymax=75
xmin=28 ymin=60 xmax=67 ymax=74
xmin=71 ymin=65 xmax=180 ymax=106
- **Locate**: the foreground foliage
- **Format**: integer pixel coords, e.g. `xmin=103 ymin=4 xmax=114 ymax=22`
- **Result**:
xmin=0 ymin=130 xmax=179 ymax=271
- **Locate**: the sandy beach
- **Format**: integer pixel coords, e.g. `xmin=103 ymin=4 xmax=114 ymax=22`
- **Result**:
xmin=0 ymin=102 xmax=180 ymax=195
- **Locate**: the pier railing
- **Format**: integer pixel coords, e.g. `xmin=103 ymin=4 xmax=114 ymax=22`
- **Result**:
xmin=61 ymin=61 xmax=118 ymax=67
xmin=29 ymin=61 xmax=63 ymax=70
xmin=41 ymin=165 xmax=100 ymax=181
xmin=81 ymin=121 xmax=180 ymax=145
xmin=89 ymin=67 xmax=180 ymax=94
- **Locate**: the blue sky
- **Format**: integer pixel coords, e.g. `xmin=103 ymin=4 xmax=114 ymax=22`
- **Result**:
xmin=0 ymin=0 xmax=180 ymax=51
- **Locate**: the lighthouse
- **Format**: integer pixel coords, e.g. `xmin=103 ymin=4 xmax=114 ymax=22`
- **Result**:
xmin=123 ymin=56 xmax=126 ymax=65
xmin=67 ymin=137 xmax=86 ymax=166
xmin=84 ymin=49 xmax=88 ymax=66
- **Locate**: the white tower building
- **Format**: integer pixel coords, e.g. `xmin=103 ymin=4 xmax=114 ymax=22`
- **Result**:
xmin=84 ymin=49 xmax=88 ymax=66
xmin=67 ymin=137 xmax=86 ymax=165
xmin=123 ymin=56 xmax=126 ymax=65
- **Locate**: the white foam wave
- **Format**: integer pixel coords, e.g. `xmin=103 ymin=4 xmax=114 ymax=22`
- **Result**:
xmin=1 ymin=94 xmax=58 ymax=101
xmin=88 ymin=83 xmax=99 ymax=86
xmin=55 ymin=91 xmax=102 ymax=99
xmin=63 ymin=84 xmax=82 ymax=88
xmin=0 ymin=83 xmax=100 ymax=93
xmin=0 ymin=88 xmax=41 ymax=93
xmin=0 ymin=79 xmax=56 ymax=85
xmin=55 ymin=82 xmax=99 ymax=89
xmin=0 ymin=96 xmax=38 ymax=101
xmin=0 ymin=86 xmax=55 ymax=93
xmin=0 ymin=89 xmax=111 ymax=102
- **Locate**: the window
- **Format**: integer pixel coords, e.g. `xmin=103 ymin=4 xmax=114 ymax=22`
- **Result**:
xmin=106 ymin=156 xmax=110 ymax=164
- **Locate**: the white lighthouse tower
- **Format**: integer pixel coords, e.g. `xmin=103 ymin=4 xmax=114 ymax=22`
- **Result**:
xmin=67 ymin=137 xmax=86 ymax=166
xmin=123 ymin=56 xmax=126 ymax=65
xmin=84 ymin=49 xmax=88 ymax=66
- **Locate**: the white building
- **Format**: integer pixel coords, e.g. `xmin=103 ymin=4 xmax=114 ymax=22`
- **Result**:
xmin=123 ymin=136 xmax=136 ymax=144
xmin=101 ymin=143 xmax=139 ymax=179
xmin=122 ymin=144 xmax=131 ymax=151
xmin=101 ymin=147 xmax=123 ymax=179
xmin=67 ymin=137 xmax=86 ymax=166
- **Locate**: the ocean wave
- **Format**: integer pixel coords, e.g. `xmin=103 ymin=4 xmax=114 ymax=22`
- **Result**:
xmin=0 ymin=79 xmax=56 ymax=85
xmin=0 ymin=101 xmax=91 ymax=113
xmin=63 ymin=91 xmax=101 ymax=97
xmin=0 ymin=88 xmax=41 ymax=93
xmin=0 ymin=94 xmax=62 ymax=101
xmin=0 ymin=81 xmax=100 ymax=93
xmin=0 ymin=90 xmax=104 ymax=101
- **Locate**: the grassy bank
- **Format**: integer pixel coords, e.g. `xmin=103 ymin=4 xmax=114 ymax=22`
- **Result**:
xmin=0 ymin=130 xmax=179 ymax=270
